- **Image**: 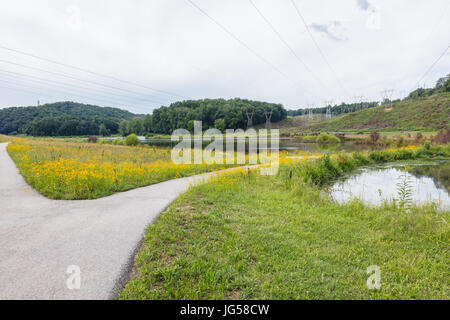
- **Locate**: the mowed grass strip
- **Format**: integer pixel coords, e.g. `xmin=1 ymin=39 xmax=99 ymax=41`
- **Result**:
xmin=121 ymin=146 xmax=450 ymax=300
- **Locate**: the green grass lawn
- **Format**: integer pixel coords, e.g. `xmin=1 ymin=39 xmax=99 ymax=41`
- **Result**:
xmin=120 ymin=146 xmax=450 ymax=300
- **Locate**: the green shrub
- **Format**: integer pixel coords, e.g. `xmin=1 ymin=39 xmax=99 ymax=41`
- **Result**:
xmin=87 ymin=136 xmax=98 ymax=143
xmin=413 ymin=148 xmax=431 ymax=158
xmin=316 ymin=132 xmax=341 ymax=144
xmin=336 ymin=153 xmax=357 ymax=172
xmin=125 ymin=134 xmax=140 ymax=146
xmin=299 ymin=154 xmax=342 ymax=186
xmin=300 ymin=135 xmax=318 ymax=143
xmin=322 ymin=154 xmax=342 ymax=176
xmin=113 ymin=138 xmax=124 ymax=145
xmin=369 ymin=131 xmax=380 ymax=144
xmin=393 ymin=149 xmax=414 ymax=160
xmin=352 ymin=152 xmax=372 ymax=166
xmin=368 ymin=150 xmax=395 ymax=162
xmin=395 ymin=136 xmax=405 ymax=147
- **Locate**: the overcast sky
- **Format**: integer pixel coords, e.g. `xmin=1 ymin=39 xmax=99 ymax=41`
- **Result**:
xmin=0 ymin=0 xmax=449 ymax=113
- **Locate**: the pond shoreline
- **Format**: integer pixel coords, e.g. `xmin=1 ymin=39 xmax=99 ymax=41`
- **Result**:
xmin=330 ymin=159 xmax=450 ymax=209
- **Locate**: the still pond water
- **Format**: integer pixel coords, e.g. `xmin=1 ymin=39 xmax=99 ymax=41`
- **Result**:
xmin=330 ymin=161 xmax=450 ymax=209
xmin=142 ymin=138 xmax=371 ymax=154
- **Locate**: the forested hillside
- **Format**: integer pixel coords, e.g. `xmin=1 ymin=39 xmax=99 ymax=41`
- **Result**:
xmin=0 ymin=101 xmax=138 ymax=136
xmin=119 ymin=98 xmax=287 ymax=135
xmin=150 ymin=98 xmax=287 ymax=134
xmin=1 ymin=98 xmax=287 ymax=136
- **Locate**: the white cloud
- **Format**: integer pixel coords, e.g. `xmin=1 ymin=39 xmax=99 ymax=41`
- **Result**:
xmin=310 ymin=21 xmax=348 ymax=42
xmin=0 ymin=0 xmax=449 ymax=112
xmin=356 ymin=0 xmax=373 ymax=12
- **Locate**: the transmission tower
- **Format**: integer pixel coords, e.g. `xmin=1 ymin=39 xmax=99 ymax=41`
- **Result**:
xmin=381 ymin=89 xmax=395 ymax=105
xmin=361 ymin=96 xmax=368 ymax=109
xmin=246 ymin=111 xmax=254 ymax=129
xmin=325 ymin=107 xmax=332 ymax=120
xmin=353 ymin=95 xmax=364 ymax=111
xmin=324 ymin=100 xmax=333 ymax=119
xmin=264 ymin=110 xmax=273 ymax=130
xmin=306 ymin=103 xmax=314 ymax=121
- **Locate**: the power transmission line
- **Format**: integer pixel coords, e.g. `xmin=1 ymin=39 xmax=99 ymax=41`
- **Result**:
xmin=0 ymin=83 xmax=143 ymax=113
xmin=380 ymin=89 xmax=395 ymax=104
xmin=0 ymin=79 xmax=133 ymax=110
xmin=248 ymin=0 xmax=332 ymax=96
xmin=0 ymin=58 xmax=169 ymax=106
xmin=0 ymin=83 xmax=61 ymax=102
xmin=411 ymin=45 xmax=450 ymax=91
xmin=290 ymin=0 xmax=351 ymax=97
xmin=186 ymin=0 xmax=318 ymax=99
xmin=0 ymin=68 xmax=159 ymax=109
xmin=0 ymin=74 xmax=154 ymax=114
xmin=0 ymin=76 xmax=157 ymax=112
xmin=422 ymin=2 xmax=450 ymax=47
xmin=0 ymin=82 xmax=150 ymax=114
xmin=0 ymin=44 xmax=187 ymax=99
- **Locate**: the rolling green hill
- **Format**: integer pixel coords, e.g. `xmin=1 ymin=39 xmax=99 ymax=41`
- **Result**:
xmin=0 ymin=101 xmax=139 ymax=136
xmin=310 ymin=92 xmax=450 ymax=132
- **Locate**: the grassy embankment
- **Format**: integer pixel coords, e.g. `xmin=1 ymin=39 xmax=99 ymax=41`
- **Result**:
xmin=269 ymin=93 xmax=449 ymax=138
xmin=3 ymin=136 xmax=248 ymax=200
xmin=121 ymin=144 xmax=450 ymax=300
xmin=310 ymin=93 xmax=450 ymax=133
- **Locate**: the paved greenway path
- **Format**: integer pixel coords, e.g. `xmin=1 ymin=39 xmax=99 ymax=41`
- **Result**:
xmin=0 ymin=142 xmax=260 ymax=300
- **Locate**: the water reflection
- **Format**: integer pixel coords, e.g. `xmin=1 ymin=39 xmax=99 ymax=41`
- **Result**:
xmin=408 ymin=162 xmax=450 ymax=193
xmin=142 ymin=138 xmax=372 ymax=154
xmin=330 ymin=161 xmax=450 ymax=209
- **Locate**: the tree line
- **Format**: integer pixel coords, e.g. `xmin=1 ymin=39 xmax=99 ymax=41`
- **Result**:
xmin=287 ymin=101 xmax=379 ymax=117
xmin=24 ymin=116 xmax=121 ymax=137
xmin=0 ymin=98 xmax=287 ymax=137
xmin=288 ymin=75 xmax=450 ymax=117
xmin=0 ymin=101 xmax=137 ymax=136
xmin=118 ymin=98 xmax=287 ymax=136
xmin=405 ymin=74 xmax=450 ymax=100
xmin=2 ymin=75 xmax=447 ymax=137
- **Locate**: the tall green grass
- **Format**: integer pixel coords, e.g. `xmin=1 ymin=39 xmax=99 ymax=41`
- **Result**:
xmin=121 ymin=145 xmax=450 ymax=300
xmin=295 ymin=145 xmax=449 ymax=186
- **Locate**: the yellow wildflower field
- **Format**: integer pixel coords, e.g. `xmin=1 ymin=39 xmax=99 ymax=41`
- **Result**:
xmin=1 ymin=134 xmax=422 ymax=200
xmin=5 ymin=137 xmax=242 ymax=200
